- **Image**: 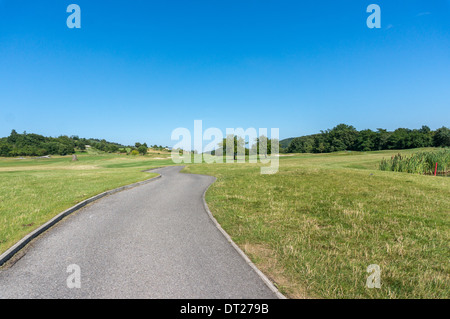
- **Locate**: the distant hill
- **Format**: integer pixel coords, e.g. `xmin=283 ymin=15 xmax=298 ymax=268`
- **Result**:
xmin=280 ymin=138 xmax=294 ymax=149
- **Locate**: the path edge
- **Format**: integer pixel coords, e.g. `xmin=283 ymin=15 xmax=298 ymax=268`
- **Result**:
xmin=201 ymin=177 xmax=287 ymax=299
xmin=0 ymin=174 xmax=162 ymax=267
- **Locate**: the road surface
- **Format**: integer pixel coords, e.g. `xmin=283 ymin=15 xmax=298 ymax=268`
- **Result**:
xmin=0 ymin=166 xmax=278 ymax=299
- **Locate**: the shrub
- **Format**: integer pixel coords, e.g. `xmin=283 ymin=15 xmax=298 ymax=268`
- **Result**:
xmin=137 ymin=145 xmax=148 ymax=155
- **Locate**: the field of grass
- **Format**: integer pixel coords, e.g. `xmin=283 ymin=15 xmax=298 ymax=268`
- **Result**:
xmin=1 ymin=148 xmax=448 ymax=299
xmin=184 ymin=148 xmax=450 ymax=299
xmin=0 ymin=152 xmax=173 ymax=254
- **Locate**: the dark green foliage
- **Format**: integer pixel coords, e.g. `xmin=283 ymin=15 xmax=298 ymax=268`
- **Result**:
xmin=255 ymin=136 xmax=279 ymax=155
xmin=433 ymin=127 xmax=450 ymax=147
xmin=217 ymin=135 xmax=246 ymax=155
xmin=151 ymin=145 xmax=167 ymax=151
xmin=137 ymin=145 xmax=148 ymax=155
xmin=287 ymin=135 xmax=315 ymax=153
xmin=0 ymin=130 xmax=126 ymax=157
xmin=286 ymin=124 xmax=445 ymax=153
xmin=279 ymin=138 xmax=294 ymax=149
xmin=354 ymin=129 xmax=377 ymax=151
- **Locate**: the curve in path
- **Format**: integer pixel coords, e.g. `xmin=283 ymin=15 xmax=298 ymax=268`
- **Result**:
xmin=0 ymin=166 xmax=279 ymax=299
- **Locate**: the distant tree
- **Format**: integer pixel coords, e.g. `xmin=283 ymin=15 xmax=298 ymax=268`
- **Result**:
xmin=0 ymin=143 xmax=12 ymax=157
xmin=409 ymin=128 xmax=433 ymax=148
xmin=36 ymin=149 xmax=47 ymax=156
xmin=283 ymin=124 xmax=447 ymax=154
xmin=0 ymin=131 xmax=127 ymax=157
xmin=137 ymin=145 xmax=148 ymax=155
xmin=76 ymin=141 xmax=86 ymax=151
xmin=374 ymin=128 xmax=390 ymax=150
xmin=45 ymin=142 xmax=61 ymax=154
xmin=354 ymin=129 xmax=377 ymax=151
xmin=58 ymin=143 xmax=74 ymax=156
xmin=255 ymin=136 xmax=279 ymax=156
xmin=107 ymin=145 xmax=119 ymax=153
xmin=287 ymin=136 xmax=314 ymax=153
xmin=433 ymin=127 xmax=450 ymax=147
xmin=316 ymin=142 xmax=326 ymax=153
xmin=327 ymin=124 xmax=358 ymax=151
xmin=387 ymin=128 xmax=411 ymax=149
xmin=7 ymin=129 xmax=19 ymax=144
xmin=217 ymin=135 xmax=246 ymax=158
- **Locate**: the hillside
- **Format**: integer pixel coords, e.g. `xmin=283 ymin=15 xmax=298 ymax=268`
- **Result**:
xmin=0 ymin=130 xmax=126 ymax=157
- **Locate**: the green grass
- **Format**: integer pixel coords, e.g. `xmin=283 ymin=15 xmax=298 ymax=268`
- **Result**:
xmin=184 ymin=148 xmax=450 ymax=299
xmin=0 ymin=153 xmax=173 ymax=254
xmin=1 ymin=148 xmax=448 ymax=299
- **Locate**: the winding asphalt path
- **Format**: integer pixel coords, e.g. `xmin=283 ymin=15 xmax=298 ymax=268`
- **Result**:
xmin=0 ymin=166 xmax=278 ymax=299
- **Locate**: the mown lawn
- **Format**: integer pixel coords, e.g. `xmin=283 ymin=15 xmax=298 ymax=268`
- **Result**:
xmin=1 ymin=148 xmax=448 ymax=299
xmin=184 ymin=148 xmax=450 ymax=299
xmin=0 ymin=152 xmax=173 ymax=254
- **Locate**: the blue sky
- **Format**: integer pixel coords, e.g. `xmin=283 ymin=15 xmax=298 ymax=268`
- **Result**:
xmin=0 ymin=0 xmax=449 ymax=146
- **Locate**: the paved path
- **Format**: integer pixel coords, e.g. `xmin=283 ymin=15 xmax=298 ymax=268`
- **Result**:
xmin=0 ymin=166 xmax=278 ymax=299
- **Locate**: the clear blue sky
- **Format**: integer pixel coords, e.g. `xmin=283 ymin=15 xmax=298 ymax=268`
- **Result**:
xmin=1 ymin=0 xmax=449 ymax=146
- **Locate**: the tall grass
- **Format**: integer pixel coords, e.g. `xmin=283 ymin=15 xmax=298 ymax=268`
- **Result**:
xmin=379 ymin=149 xmax=450 ymax=175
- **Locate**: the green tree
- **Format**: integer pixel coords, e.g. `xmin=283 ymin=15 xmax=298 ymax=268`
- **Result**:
xmin=107 ymin=145 xmax=119 ymax=153
xmin=354 ymin=129 xmax=376 ymax=151
xmin=433 ymin=126 xmax=450 ymax=147
xmin=217 ymin=135 xmax=246 ymax=158
xmin=326 ymin=124 xmax=358 ymax=151
xmin=0 ymin=143 xmax=12 ymax=157
xmin=7 ymin=129 xmax=19 ymax=144
xmin=287 ymin=136 xmax=314 ymax=153
xmin=387 ymin=128 xmax=411 ymax=149
xmin=137 ymin=145 xmax=148 ymax=155
xmin=76 ymin=141 xmax=86 ymax=151
xmin=375 ymin=128 xmax=390 ymax=150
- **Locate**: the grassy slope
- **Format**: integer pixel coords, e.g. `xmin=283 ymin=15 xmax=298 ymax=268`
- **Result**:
xmin=183 ymin=148 xmax=450 ymax=299
xmin=0 ymin=152 xmax=173 ymax=254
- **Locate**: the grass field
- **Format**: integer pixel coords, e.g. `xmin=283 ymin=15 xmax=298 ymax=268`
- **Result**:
xmin=0 ymin=148 xmax=448 ymax=298
xmin=0 ymin=151 xmax=173 ymax=254
xmin=184 ymin=148 xmax=450 ymax=299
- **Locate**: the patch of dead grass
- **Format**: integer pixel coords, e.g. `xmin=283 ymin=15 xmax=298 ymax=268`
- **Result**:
xmin=242 ymin=242 xmax=312 ymax=299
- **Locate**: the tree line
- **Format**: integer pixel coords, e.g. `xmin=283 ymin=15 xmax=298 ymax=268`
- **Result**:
xmin=0 ymin=130 xmax=127 ymax=157
xmin=285 ymin=124 xmax=450 ymax=153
